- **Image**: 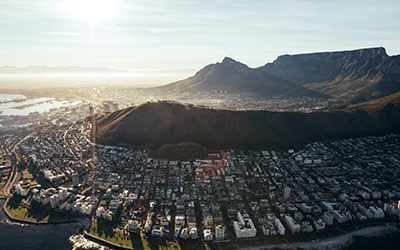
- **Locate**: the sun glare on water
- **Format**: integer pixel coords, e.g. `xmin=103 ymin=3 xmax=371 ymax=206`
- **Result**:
xmin=65 ymin=0 xmax=118 ymax=24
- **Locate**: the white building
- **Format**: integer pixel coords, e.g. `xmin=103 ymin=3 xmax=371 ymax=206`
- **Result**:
xmin=144 ymin=213 xmax=153 ymax=233
xmin=59 ymin=188 xmax=68 ymax=202
xmin=151 ymin=226 xmax=164 ymax=237
xmin=215 ymin=224 xmax=226 ymax=240
xmin=43 ymin=169 xmax=65 ymax=183
xmin=323 ymin=202 xmax=352 ymax=224
xmin=190 ymin=227 xmax=199 ymax=240
xmin=233 ymin=212 xmax=257 ymax=238
xmin=284 ymin=215 xmax=300 ymax=234
xmin=50 ymin=194 xmax=60 ymax=208
xmin=103 ymin=210 xmax=113 ymax=221
xmin=274 ymin=218 xmax=285 ymax=235
xmin=14 ymin=183 xmax=29 ymax=197
xmin=180 ymin=227 xmax=189 ymax=239
xmin=203 ymin=229 xmax=213 ymax=241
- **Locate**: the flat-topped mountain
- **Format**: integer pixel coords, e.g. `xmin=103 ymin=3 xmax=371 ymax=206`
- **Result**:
xmin=96 ymin=100 xmax=400 ymax=152
xmin=262 ymin=47 xmax=389 ymax=84
xmin=262 ymin=47 xmax=400 ymax=101
xmin=158 ymin=47 xmax=400 ymax=102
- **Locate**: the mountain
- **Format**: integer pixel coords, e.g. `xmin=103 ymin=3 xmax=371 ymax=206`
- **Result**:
xmin=96 ymin=101 xmax=400 ymax=153
xmin=157 ymin=57 xmax=319 ymax=97
xmin=157 ymin=47 xmax=400 ymax=102
xmin=262 ymin=47 xmax=400 ymax=101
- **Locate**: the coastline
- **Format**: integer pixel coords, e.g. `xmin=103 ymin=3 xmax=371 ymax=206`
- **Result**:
xmin=2 ymin=198 xmax=82 ymax=225
xmin=0 ymin=198 xmax=90 ymax=250
xmin=2 ymin=198 xmax=400 ymax=250
xmin=69 ymin=234 xmax=110 ymax=250
xmin=240 ymin=225 xmax=399 ymax=250
xmin=80 ymin=223 xmax=400 ymax=250
xmin=83 ymin=231 xmax=133 ymax=250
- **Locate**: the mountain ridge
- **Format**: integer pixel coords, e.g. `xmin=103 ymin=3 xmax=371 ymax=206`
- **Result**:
xmin=157 ymin=47 xmax=400 ymax=102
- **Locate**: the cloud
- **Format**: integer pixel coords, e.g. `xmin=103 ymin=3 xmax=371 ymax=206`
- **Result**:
xmin=150 ymin=28 xmax=173 ymax=34
xmin=46 ymin=32 xmax=82 ymax=37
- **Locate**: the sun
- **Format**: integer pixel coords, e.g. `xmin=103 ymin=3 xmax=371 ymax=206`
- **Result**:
xmin=65 ymin=0 xmax=118 ymax=24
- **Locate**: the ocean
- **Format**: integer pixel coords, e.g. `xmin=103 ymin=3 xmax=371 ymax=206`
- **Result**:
xmin=1 ymin=199 xmax=400 ymax=250
xmin=347 ymin=234 xmax=400 ymax=250
xmin=0 ymin=199 xmax=81 ymax=250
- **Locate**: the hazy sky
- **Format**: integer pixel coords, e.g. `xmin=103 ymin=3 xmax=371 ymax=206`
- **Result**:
xmin=1 ymin=0 xmax=400 ymax=71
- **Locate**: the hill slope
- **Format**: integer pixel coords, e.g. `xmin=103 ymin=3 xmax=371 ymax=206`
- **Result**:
xmin=346 ymin=91 xmax=400 ymax=111
xmin=97 ymin=101 xmax=400 ymax=151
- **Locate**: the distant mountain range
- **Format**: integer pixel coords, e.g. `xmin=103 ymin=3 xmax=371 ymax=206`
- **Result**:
xmin=0 ymin=66 xmax=195 ymax=75
xmin=0 ymin=66 xmax=127 ymax=74
xmin=96 ymin=100 xmax=400 ymax=155
xmin=158 ymin=47 xmax=400 ymax=102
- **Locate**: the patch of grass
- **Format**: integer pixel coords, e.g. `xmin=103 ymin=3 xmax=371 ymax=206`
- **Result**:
xmin=152 ymin=239 xmax=183 ymax=250
xmin=165 ymin=241 xmax=182 ymax=250
xmin=139 ymin=234 xmax=152 ymax=250
xmin=87 ymin=218 xmax=133 ymax=249
xmin=179 ymin=240 xmax=206 ymax=250
xmin=87 ymin=219 xmax=205 ymax=250
xmin=5 ymin=196 xmax=75 ymax=224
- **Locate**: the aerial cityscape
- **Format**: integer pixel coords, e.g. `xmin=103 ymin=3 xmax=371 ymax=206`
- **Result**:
xmin=1 ymin=1 xmax=400 ymax=250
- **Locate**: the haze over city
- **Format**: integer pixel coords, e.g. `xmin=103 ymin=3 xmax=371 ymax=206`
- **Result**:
xmin=1 ymin=0 xmax=400 ymax=76
xmin=1 ymin=1 xmax=400 ymax=250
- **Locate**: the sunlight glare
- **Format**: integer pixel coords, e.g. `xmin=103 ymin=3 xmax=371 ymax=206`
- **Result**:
xmin=65 ymin=0 xmax=118 ymax=24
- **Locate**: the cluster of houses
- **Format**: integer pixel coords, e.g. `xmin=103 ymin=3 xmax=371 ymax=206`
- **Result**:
xmin=11 ymin=118 xmax=400 ymax=243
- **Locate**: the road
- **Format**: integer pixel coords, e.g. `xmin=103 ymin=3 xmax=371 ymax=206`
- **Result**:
xmin=64 ymin=123 xmax=80 ymax=161
xmin=2 ymin=133 xmax=32 ymax=198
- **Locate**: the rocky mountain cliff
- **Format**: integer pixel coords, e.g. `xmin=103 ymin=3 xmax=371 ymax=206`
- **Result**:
xmin=262 ymin=47 xmax=400 ymax=101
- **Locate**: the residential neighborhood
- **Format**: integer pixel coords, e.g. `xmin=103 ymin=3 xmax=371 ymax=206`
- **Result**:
xmin=2 ymin=106 xmax=400 ymax=248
